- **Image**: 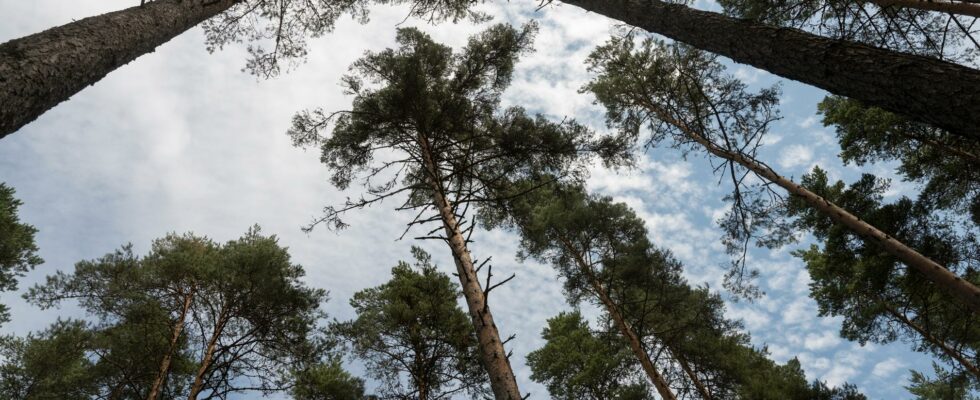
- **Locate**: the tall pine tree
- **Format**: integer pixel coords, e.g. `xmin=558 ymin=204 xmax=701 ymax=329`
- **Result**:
xmin=287 ymin=23 xmax=618 ymax=399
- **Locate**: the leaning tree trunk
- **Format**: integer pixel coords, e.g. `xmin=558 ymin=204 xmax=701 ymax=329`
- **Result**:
xmin=188 ymin=315 xmax=227 ymax=400
xmin=869 ymin=0 xmax=980 ymax=18
xmin=417 ymin=134 xmax=523 ymax=400
xmin=558 ymin=235 xmax=678 ymax=400
xmin=673 ymin=352 xmax=713 ymax=399
xmin=0 ymin=0 xmax=238 ymax=139
xmin=642 ymin=101 xmax=980 ymax=314
xmin=558 ymin=0 xmax=980 ymax=141
xmin=148 ymin=289 xmax=195 ymax=400
xmin=875 ymin=295 xmax=980 ymax=379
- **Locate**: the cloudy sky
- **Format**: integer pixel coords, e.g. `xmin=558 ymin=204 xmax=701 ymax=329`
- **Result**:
xmin=0 ymin=0 xmax=936 ymax=398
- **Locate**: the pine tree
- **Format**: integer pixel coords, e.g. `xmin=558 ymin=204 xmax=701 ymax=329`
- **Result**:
xmin=818 ymin=95 xmax=980 ymax=225
xmin=789 ymin=168 xmax=980 ymax=381
xmin=0 ymin=183 xmax=41 ymax=326
xmin=583 ymin=34 xmax=980 ymax=313
xmin=526 ymin=311 xmax=653 ymax=400
xmin=25 ymin=227 xmax=330 ymax=399
xmin=287 ymin=23 xmax=616 ymax=399
xmin=333 ymin=247 xmax=488 ymax=400
xmin=497 ymin=182 xmax=867 ymax=399
xmin=292 ymin=358 xmax=367 ymax=400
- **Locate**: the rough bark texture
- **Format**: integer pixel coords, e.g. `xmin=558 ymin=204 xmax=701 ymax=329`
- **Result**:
xmin=559 ymin=0 xmax=980 ymax=141
xmin=148 ymin=290 xmax=194 ymax=400
xmin=645 ymin=103 xmax=980 ymax=314
xmin=558 ymin=236 xmax=678 ymax=400
xmin=0 ymin=0 xmax=237 ymax=138
xmin=871 ymin=0 xmax=980 ymax=18
xmin=418 ymin=135 xmax=523 ymax=400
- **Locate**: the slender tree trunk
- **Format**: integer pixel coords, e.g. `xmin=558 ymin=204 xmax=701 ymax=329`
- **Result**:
xmin=558 ymin=0 xmax=980 ymax=141
xmin=148 ymin=290 xmax=195 ymax=400
xmin=673 ymin=351 xmax=713 ymax=399
xmin=0 ymin=0 xmax=238 ymax=139
xmin=877 ymin=297 xmax=980 ymax=379
xmin=557 ymin=235 xmax=678 ymax=400
xmin=417 ymin=134 xmax=523 ymax=400
xmin=642 ymin=101 xmax=980 ymax=314
xmin=869 ymin=0 xmax=980 ymax=18
xmin=188 ymin=316 xmax=227 ymax=400
xmin=902 ymin=131 xmax=980 ymax=166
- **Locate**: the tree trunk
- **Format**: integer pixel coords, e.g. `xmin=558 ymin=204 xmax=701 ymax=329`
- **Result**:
xmin=147 ymin=290 xmax=194 ymax=400
xmin=557 ymin=235 xmax=678 ymax=400
xmin=877 ymin=296 xmax=980 ymax=379
xmin=188 ymin=316 xmax=227 ymax=400
xmin=869 ymin=0 xmax=980 ymax=18
xmin=901 ymin=131 xmax=980 ymax=166
xmin=417 ymin=134 xmax=523 ymax=400
xmin=642 ymin=101 xmax=980 ymax=314
xmin=0 ymin=0 xmax=238 ymax=139
xmin=558 ymin=0 xmax=980 ymax=141
xmin=673 ymin=351 xmax=713 ymax=399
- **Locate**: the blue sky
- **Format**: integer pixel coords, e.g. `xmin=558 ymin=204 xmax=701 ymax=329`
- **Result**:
xmin=0 ymin=0 xmax=941 ymax=398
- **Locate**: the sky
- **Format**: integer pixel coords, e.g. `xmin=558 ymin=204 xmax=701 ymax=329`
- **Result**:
xmin=0 ymin=0 xmax=940 ymax=398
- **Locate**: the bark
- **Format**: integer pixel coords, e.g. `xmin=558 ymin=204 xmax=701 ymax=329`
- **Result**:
xmin=869 ymin=0 xmax=980 ymax=18
xmin=417 ymin=134 xmax=523 ymax=400
xmin=640 ymin=100 xmax=980 ymax=314
xmin=557 ymin=235 xmax=678 ymax=400
xmin=878 ymin=297 xmax=980 ymax=379
xmin=188 ymin=315 xmax=227 ymax=400
xmin=558 ymin=0 xmax=980 ymax=141
xmin=147 ymin=289 xmax=195 ymax=400
xmin=0 ymin=0 xmax=238 ymax=138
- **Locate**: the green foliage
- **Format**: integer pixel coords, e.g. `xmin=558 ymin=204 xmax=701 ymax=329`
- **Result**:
xmin=0 ymin=320 xmax=99 ymax=400
xmin=0 ymin=183 xmax=42 ymax=325
xmin=584 ymin=35 xmax=787 ymax=298
xmin=906 ymin=364 xmax=980 ymax=400
xmin=202 ymin=0 xmax=488 ymax=78
xmin=23 ymin=226 xmax=330 ymax=398
xmin=495 ymin=181 xmax=859 ymax=398
xmin=292 ymin=358 xmax=367 ymax=400
xmin=333 ymin=248 xmax=486 ymax=399
xmin=818 ymin=95 xmax=980 ymax=225
xmin=788 ymin=167 xmax=979 ymax=380
xmin=526 ymin=311 xmax=652 ymax=400
xmin=289 ymin=23 xmax=622 ymax=231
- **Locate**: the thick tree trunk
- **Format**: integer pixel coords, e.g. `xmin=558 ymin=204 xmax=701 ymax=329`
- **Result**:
xmin=642 ymin=102 xmax=980 ymax=314
xmin=147 ymin=290 xmax=194 ymax=400
xmin=877 ymin=297 xmax=980 ymax=379
xmin=870 ymin=0 xmax=980 ymax=18
xmin=557 ymin=235 xmax=678 ymax=400
xmin=558 ymin=0 xmax=980 ymax=141
xmin=417 ymin=134 xmax=523 ymax=400
xmin=0 ymin=0 xmax=237 ymax=139
xmin=188 ymin=316 xmax=227 ymax=400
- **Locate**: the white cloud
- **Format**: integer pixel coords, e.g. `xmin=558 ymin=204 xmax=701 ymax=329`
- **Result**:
xmin=872 ymin=357 xmax=906 ymax=378
xmin=804 ymin=331 xmax=841 ymax=351
xmin=798 ymin=116 xmax=818 ymax=129
xmin=778 ymin=144 xmax=815 ymax=169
